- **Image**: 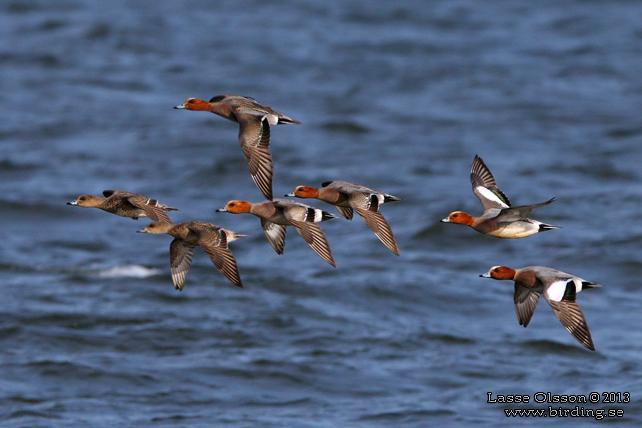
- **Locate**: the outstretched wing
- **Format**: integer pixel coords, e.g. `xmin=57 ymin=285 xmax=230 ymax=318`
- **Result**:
xmin=470 ymin=155 xmax=511 ymax=212
xmin=239 ymin=116 xmax=273 ymax=200
xmin=547 ymin=300 xmax=595 ymax=351
xmin=354 ymin=208 xmax=399 ymax=256
xmin=289 ymin=219 xmax=336 ymax=267
xmin=169 ymin=239 xmax=196 ymax=291
xmin=197 ymin=228 xmax=243 ymax=288
xmin=261 ymin=219 xmax=287 ymax=255
xmin=126 ymin=195 xmax=174 ymax=224
xmin=496 ymin=198 xmax=555 ymax=223
xmin=335 ymin=205 xmax=354 ymax=220
xmin=513 ymin=283 xmax=541 ymax=327
xmin=544 ymin=278 xmax=595 ymax=351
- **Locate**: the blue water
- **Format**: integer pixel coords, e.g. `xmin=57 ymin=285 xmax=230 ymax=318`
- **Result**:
xmin=2 ymin=0 xmax=642 ymax=426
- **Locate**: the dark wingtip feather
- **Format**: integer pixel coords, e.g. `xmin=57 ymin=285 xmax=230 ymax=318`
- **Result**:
xmin=322 ymin=211 xmax=339 ymax=221
xmin=582 ymin=281 xmax=603 ymax=290
xmin=539 ymin=224 xmax=561 ymax=232
xmin=383 ymin=195 xmax=402 ymax=203
xmin=278 ymin=117 xmax=301 ymax=125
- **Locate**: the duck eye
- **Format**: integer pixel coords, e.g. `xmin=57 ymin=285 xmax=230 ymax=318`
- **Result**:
xmin=229 ymin=202 xmax=235 ymax=207
xmin=494 ymin=268 xmax=500 ymax=272
xmin=80 ymin=196 xmax=86 ymax=201
xmin=188 ymin=99 xmax=195 ymax=104
xmin=453 ymin=214 xmax=458 ymax=218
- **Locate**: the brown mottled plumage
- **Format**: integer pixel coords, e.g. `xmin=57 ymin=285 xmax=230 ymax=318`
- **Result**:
xmin=68 ymin=190 xmax=177 ymax=224
xmin=138 ymin=221 xmax=245 ymax=290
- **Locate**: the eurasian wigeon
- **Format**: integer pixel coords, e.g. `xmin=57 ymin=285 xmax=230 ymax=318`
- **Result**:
xmin=286 ymin=180 xmax=402 ymax=256
xmin=216 ymin=198 xmax=338 ymax=267
xmin=68 ymin=190 xmax=177 ymax=224
xmin=174 ymin=95 xmax=300 ymax=200
xmin=441 ymin=155 xmax=559 ymax=238
xmin=138 ymin=221 xmax=245 ymax=290
xmin=481 ymin=265 xmax=602 ymax=351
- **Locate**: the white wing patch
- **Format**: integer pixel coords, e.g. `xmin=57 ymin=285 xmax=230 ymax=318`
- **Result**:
xmin=264 ymin=114 xmax=279 ymax=126
xmin=547 ymin=280 xmax=569 ymax=302
xmin=313 ymin=208 xmax=323 ymax=223
xmin=476 ymin=186 xmax=510 ymax=208
xmin=569 ymin=278 xmax=583 ymax=293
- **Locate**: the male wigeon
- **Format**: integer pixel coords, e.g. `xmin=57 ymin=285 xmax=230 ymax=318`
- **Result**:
xmin=481 ymin=265 xmax=602 ymax=351
xmin=286 ymin=181 xmax=401 ymax=255
xmin=216 ymin=198 xmax=338 ymax=267
xmin=138 ymin=221 xmax=245 ymax=290
xmin=441 ymin=155 xmax=559 ymax=238
xmin=174 ymin=95 xmax=300 ymax=200
xmin=68 ymin=190 xmax=177 ymax=224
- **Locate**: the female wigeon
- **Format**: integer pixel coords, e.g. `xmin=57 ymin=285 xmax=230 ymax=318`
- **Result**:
xmin=138 ymin=221 xmax=245 ymax=290
xmin=286 ymin=181 xmax=401 ymax=256
xmin=174 ymin=95 xmax=300 ymax=200
xmin=216 ymin=198 xmax=338 ymax=267
xmin=441 ymin=155 xmax=559 ymax=238
xmin=68 ymin=190 xmax=177 ymax=224
xmin=481 ymin=265 xmax=602 ymax=351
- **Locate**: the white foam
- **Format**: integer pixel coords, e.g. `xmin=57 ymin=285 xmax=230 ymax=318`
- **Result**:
xmin=96 ymin=264 xmax=160 ymax=278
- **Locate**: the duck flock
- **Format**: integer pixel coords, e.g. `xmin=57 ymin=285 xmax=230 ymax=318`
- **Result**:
xmin=67 ymin=94 xmax=602 ymax=352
